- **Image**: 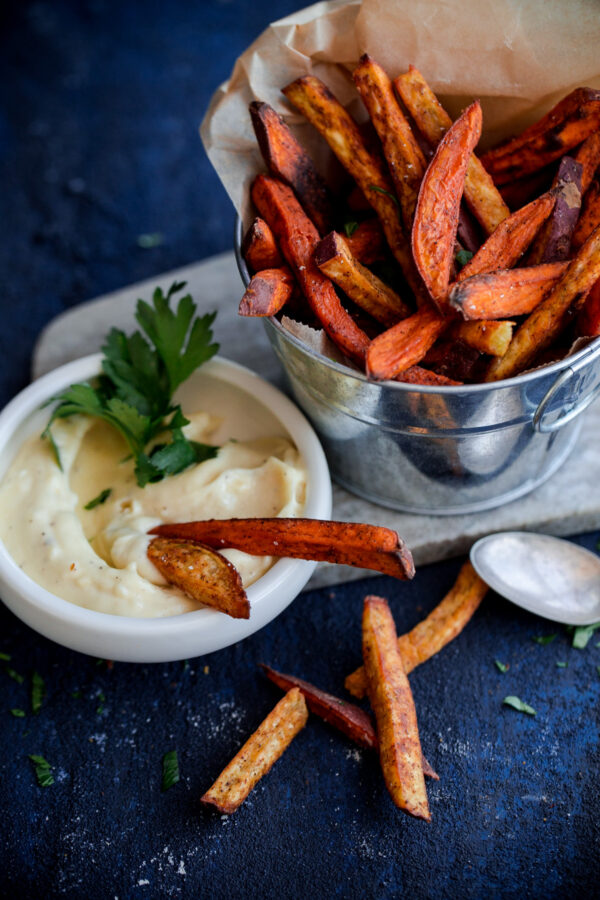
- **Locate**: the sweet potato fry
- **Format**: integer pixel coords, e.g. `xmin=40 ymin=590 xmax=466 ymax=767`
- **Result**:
xmin=394 ymin=66 xmax=509 ymax=234
xmin=457 ymin=192 xmax=556 ymax=281
xmin=578 ymin=277 xmax=600 ymax=336
xmin=395 ymin=366 xmax=461 ymax=387
xmin=362 ymin=595 xmax=429 ymax=820
xmin=282 ymin=75 xmax=427 ymax=303
xmin=571 ymin=180 xmax=600 ymax=251
xmin=201 ymin=687 xmax=308 ymax=814
xmin=147 ymin=538 xmax=249 ymax=619
xmin=449 ymin=263 xmax=568 ymax=320
xmin=238 ymin=267 xmax=294 ymax=317
xmin=353 ymin=54 xmax=426 ymax=230
xmin=412 ymin=101 xmax=482 ymax=312
xmin=345 ymin=218 xmax=386 ymax=264
xmin=346 ymin=560 xmax=487 ymax=699
xmin=527 ymin=156 xmax=582 ymax=264
xmin=149 ymin=518 xmax=415 ymax=580
xmin=242 ymin=217 xmax=284 ymax=272
xmin=481 ymin=87 xmax=600 ymax=185
xmin=366 ymin=304 xmax=447 ymax=380
xmin=453 ymin=319 xmax=515 ymax=357
xmin=249 ymin=101 xmax=333 ymax=235
xmin=486 ymin=224 xmax=600 ymax=381
xmin=574 ymin=131 xmax=600 ymax=195
xmin=259 ymin=664 xmax=439 ymax=779
xmin=251 ymin=175 xmax=369 ymax=365
xmin=314 ymin=231 xmax=411 ymax=326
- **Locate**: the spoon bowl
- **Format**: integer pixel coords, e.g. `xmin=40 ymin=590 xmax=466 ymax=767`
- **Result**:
xmin=470 ymin=532 xmax=600 ymax=626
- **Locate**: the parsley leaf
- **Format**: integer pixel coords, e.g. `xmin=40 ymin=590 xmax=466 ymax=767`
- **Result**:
xmin=533 ymin=634 xmax=557 ymax=645
xmin=494 ymin=659 xmax=509 ymax=673
xmin=161 ymin=749 xmax=180 ymax=792
xmin=11 ymin=708 xmax=25 ymax=717
xmin=343 ymin=220 xmax=359 ymax=237
xmin=84 ymin=488 xmax=112 ymax=510
xmin=29 ymin=754 xmax=54 ymax=787
xmin=31 ymin=671 xmax=45 ymax=715
xmin=503 ymin=696 xmax=537 ymax=716
xmin=0 ymin=652 xmax=11 ymax=662
xmin=43 ymin=282 xmax=219 ymax=488
xmin=137 ymin=232 xmax=164 ymax=249
xmin=556 ymin=661 xmax=568 ymax=668
xmin=5 ymin=666 xmax=24 ymax=685
xmin=455 ymin=249 xmax=474 ymax=269
xmin=571 ymin=622 xmax=600 ymax=649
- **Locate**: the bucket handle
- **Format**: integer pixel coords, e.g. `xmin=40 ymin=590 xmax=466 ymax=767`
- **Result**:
xmin=533 ymin=348 xmax=600 ymax=433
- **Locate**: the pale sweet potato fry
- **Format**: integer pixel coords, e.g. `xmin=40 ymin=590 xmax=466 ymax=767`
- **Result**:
xmin=149 ymin=518 xmax=415 ymax=580
xmin=353 ymin=54 xmax=426 ymax=230
xmin=251 ymin=175 xmax=369 ymax=365
xmin=486 ymin=223 xmax=600 ymax=381
xmin=453 ymin=319 xmax=515 ymax=357
xmin=201 ymin=687 xmax=308 ymax=814
xmin=571 ymin=180 xmax=600 ymax=251
xmin=481 ymin=87 xmax=600 ymax=185
xmin=345 ymin=218 xmax=386 ymax=264
xmin=242 ymin=217 xmax=284 ymax=272
xmin=259 ymin=664 xmax=439 ymax=779
xmin=346 ymin=560 xmax=487 ymax=699
xmin=457 ymin=192 xmax=556 ymax=281
xmin=366 ymin=304 xmax=447 ymax=380
xmin=449 ymin=263 xmax=568 ymax=320
xmin=249 ymin=101 xmax=333 ymax=235
xmin=395 ymin=366 xmax=461 ymax=386
xmin=578 ymin=277 xmax=600 ymax=336
xmin=527 ymin=156 xmax=582 ymax=265
xmin=362 ymin=595 xmax=430 ymax=820
xmin=412 ymin=101 xmax=482 ymax=312
xmin=147 ymin=538 xmax=249 ymax=619
xmin=394 ymin=66 xmax=509 ymax=234
xmin=574 ymin=131 xmax=600 ymax=195
xmin=314 ymin=231 xmax=411 ymax=326
xmin=239 ymin=267 xmax=294 ymax=317
xmin=282 ymin=75 xmax=427 ymax=303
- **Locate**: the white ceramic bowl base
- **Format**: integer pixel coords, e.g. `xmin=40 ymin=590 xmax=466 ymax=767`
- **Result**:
xmin=0 ymin=355 xmax=332 ymax=662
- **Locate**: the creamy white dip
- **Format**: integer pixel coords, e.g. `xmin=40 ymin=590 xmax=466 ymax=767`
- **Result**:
xmin=0 ymin=411 xmax=306 ymax=617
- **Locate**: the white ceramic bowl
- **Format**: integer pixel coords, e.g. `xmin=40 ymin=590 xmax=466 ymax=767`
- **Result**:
xmin=0 ymin=354 xmax=332 ymax=662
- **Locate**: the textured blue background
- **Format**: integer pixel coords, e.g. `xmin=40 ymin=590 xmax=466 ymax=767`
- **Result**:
xmin=1 ymin=1 xmax=599 ymax=898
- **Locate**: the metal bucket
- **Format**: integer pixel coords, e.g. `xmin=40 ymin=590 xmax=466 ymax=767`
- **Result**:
xmin=235 ymin=219 xmax=600 ymax=514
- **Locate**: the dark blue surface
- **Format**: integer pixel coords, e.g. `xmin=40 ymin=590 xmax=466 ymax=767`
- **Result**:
xmin=1 ymin=2 xmax=600 ymax=898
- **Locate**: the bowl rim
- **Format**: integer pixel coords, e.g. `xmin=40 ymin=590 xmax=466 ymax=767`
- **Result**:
xmin=234 ymin=216 xmax=600 ymax=394
xmin=0 ymin=352 xmax=332 ymax=636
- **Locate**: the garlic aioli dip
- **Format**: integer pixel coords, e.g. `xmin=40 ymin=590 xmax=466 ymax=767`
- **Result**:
xmin=0 ymin=377 xmax=307 ymax=617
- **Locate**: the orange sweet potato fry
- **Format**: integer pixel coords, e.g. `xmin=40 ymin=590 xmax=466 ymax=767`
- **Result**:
xmin=201 ymin=688 xmax=308 ymax=814
xmin=249 ymin=101 xmax=333 ymax=235
xmin=314 ymin=231 xmax=411 ymax=326
xmin=457 ymin=192 xmax=556 ymax=281
xmin=449 ymin=263 xmax=568 ymax=320
xmin=487 ymin=223 xmax=600 ymax=381
xmin=149 ymin=518 xmax=415 ymax=580
xmin=260 ymin=664 xmax=439 ymax=779
xmin=251 ymin=175 xmax=369 ymax=365
xmin=526 ymin=156 xmax=582 ymax=265
xmin=147 ymin=537 xmax=249 ymax=619
xmin=362 ymin=595 xmax=430 ymax=820
xmin=412 ymin=101 xmax=482 ymax=312
xmin=571 ymin=180 xmax=600 ymax=251
xmin=242 ymin=217 xmax=284 ymax=272
xmin=346 ymin=560 xmax=487 ymax=699
xmin=282 ymin=75 xmax=427 ymax=304
xmin=345 ymin=218 xmax=386 ymax=264
xmin=239 ymin=267 xmax=294 ymax=317
xmin=453 ymin=319 xmax=515 ymax=357
xmin=574 ymin=131 xmax=600 ymax=195
xmin=353 ymin=54 xmax=426 ymax=230
xmin=395 ymin=65 xmax=509 ymax=234
xmin=578 ymin=277 xmax=600 ymax=336
xmin=366 ymin=303 xmax=447 ymax=380
xmin=481 ymin=87 xmax=600 ymax=185
xmin=395 ymin=366 xmax=462 ymax=386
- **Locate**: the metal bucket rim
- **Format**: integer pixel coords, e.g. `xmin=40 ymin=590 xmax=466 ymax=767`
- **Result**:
xmin=234 ymin=216 xmax=600 ymax=396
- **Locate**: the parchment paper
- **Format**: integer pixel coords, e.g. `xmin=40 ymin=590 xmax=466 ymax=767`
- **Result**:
xmin=200 ymin=0 xmax=600 ymax=225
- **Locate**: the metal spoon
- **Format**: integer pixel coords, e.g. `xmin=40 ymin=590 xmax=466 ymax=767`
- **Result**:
xmin=470 ymin=532 xmax=600 ymax=626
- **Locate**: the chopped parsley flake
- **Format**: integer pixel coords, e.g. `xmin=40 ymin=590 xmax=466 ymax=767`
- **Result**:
xmin=0 ymin=652 xmax=11 ymax=662
xmin=29 ymin=754 xmax=54 ymax=787
xmin=11 ymin=709 xmax=25 ymax=717
xmin=571 ymin=622 xmax=600 ymax=649
xmin=533 ymin=634 xmax=557 ymax=645
xmin=556 ymin=661 xmax=568 ymax=668
xmin=343 ymin=220 xmax=359 ymax=237
xmin=455 ymin=248 xmax=474 ymax=269
xmin=84 ymin=488 xmax=112 ymax=510
xmin=494 ymin=659 xmax=509 ymax=673
xmin=31 ymin=671 xmax=45 ymax=715
xmin=161 ymin=750 xmax=180 ymax=792
xmin=5 ymin=666 xmax=24 ymax=685
xmin=503 ymin=696 xmax=536 ymax=716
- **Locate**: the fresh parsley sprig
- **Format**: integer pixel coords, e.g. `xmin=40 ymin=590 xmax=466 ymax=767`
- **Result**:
xmin=43 ymin=282 xmax=219 ymax=488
